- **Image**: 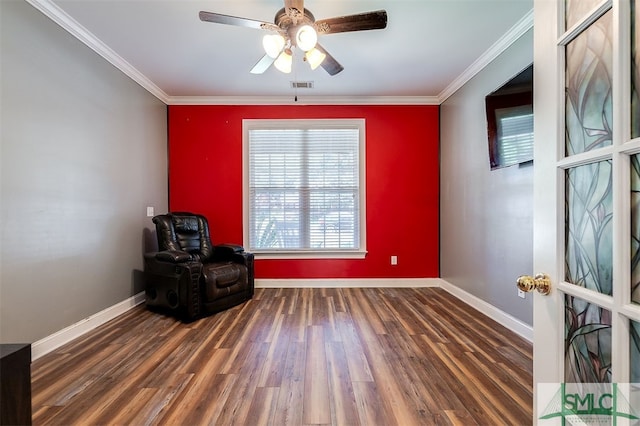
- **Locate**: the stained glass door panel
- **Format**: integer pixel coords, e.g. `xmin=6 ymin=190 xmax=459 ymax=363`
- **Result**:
xmin=565 ymin=161 xmax=613 ymax=296
xmin=632 ymin=320 xmax=640 ymax=412
xmin=566 ymin=0 xmax=607 ymax=29
xmin=632 ymin=320 xmax=640 ymax=383
xmin=633 ymin=0 xmax=639 ymax=138
xmin=633 ymin=154 xmax=640 ymax=305
xmin=566 ymin=10 xmax=613 ymax=156
xmin=565 ymin=295 xmax=612 ymax=383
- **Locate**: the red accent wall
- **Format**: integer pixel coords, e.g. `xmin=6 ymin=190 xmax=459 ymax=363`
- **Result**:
xmin=168 ymin=105 xmax=439 ymax=279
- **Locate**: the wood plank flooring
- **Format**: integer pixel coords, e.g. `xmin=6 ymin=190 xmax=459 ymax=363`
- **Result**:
xmin=31 ymin=287 xmax=532 ymax=425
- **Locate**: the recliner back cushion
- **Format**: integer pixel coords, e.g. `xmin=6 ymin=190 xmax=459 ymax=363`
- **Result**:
xmin=172 ymin=215 xmax=201 ymax=253
xmin=168 ymin=213 xmax=214 ymax=262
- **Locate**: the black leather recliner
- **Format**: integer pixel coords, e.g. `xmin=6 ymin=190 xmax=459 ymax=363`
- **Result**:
xmin=144 ymin=212 xmax=254 ymax=320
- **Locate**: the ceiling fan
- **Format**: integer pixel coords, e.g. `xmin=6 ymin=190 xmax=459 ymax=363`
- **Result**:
xmin=199 ymin=0 xmax=387 ymax=76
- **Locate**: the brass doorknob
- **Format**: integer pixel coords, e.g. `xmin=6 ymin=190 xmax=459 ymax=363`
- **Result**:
xmin=516 ymin=273 xmax=551 ymax=295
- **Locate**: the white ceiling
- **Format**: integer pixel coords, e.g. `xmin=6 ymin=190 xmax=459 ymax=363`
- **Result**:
xmin=32 ymin=0 xmax=533 ymax=104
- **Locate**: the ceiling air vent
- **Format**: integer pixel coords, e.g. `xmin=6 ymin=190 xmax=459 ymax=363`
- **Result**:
xmin=290 ymin=81 xmax=314 ymax=89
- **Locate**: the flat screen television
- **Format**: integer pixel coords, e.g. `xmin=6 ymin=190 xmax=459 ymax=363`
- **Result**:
xmin=485 ymin=64 xmax=533 ymax=170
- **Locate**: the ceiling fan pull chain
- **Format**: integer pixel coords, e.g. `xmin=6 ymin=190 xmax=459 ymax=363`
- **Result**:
xmin=293 ymin=50 xmax=298 ymax=102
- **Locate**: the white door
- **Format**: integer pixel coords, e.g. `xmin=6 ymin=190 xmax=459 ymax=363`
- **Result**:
xmin=532 ymin=0 xmax=640 ymax=423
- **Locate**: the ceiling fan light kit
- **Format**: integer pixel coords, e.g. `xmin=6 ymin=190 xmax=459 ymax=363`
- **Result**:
xmin=262 ymin=34 xmax=286 ymax=59
xmin=199 ymin=1 xmax=387 ymax=76
xmin=295 ymin=25 xmax=318 ymax=51
xmin=274 ymin=49 xmax=293 ymax=74
xmin=304 ymin=48 xmax=326 ymax=70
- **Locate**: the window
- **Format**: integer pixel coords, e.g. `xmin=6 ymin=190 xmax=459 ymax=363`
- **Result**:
xmin=243 ymin=119 xmax=366 ymax=259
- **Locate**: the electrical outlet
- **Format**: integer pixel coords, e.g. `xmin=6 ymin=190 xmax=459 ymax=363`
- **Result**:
xmin=146 ymin=206 xmax=154 ymax=217
xmin=518 ymin=289 xmax=526 ymax=299
xmin=390 ymin=255 xmax=398 ymax=265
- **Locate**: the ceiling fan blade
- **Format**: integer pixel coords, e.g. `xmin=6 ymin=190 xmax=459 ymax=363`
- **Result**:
xmin=315 ymin=44 xmax=344 ymax=76
xmin=315 ymin=10 xmax=387 ymax=35
xmin=199 ymin=11 xmax=278 ymax=31
xmin=250 ymin=54 xmax=276 ymax=74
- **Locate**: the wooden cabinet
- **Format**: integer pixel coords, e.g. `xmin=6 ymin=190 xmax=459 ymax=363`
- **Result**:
xmin=1 ymin=344 xmax=31 ymax=425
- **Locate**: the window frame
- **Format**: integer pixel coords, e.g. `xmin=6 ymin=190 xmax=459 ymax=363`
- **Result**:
xmin=242 ymin=118 xmax=367 ymax=259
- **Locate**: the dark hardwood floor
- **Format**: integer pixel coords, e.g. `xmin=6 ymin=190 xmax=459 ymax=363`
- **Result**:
xmin=31 ymin=287 xmax=532 ymax=425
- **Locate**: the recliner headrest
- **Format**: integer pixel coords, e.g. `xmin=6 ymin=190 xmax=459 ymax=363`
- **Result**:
xmin=171 ymin=214 xmax=199 ymax=234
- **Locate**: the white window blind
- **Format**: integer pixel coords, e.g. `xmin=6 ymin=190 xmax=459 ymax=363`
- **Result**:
xmin=244 ymin=120 xmax=364 ymax=256
xmin=495 ymin=105 xmax=534 ymax=167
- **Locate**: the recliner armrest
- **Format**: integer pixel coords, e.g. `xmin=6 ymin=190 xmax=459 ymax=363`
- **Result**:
xmin=215 ymin=244 xmax=245 ymax=261
xmin=213 ymin=244 xmax=253 ymax=266
xmin=216 ymin=244 xmax=245 ymax=254
xmin=154 ymin=250 xmax=192 ymax=263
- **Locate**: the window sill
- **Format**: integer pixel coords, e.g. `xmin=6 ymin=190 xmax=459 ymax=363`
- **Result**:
xmin=252 ymin=250 xmax=368 ymax=260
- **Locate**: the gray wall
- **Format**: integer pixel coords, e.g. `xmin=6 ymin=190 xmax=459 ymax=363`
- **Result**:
xmin=440 ymin=29 xmax=534 ymax=325
xmin=1 ymin=0 xmax=168 ymax=343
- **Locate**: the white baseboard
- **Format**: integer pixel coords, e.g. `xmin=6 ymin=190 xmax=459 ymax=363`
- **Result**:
xmin=255 ymin=278 xmax=440 ymax=288
xmin=32 ymin=278 xmax=532 ymax=361
xmin=437 ymin=278 xmax=533 ymax=342
xmin=31 ymin=292 xmax=146 ymax=361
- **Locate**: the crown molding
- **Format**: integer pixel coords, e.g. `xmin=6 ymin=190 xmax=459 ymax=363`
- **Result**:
xmin=167 ymin=95 xmax=440 ymax=105
xmin=437 ymin=8 xmax=534 ymax=104
xmin=25 ymin=0 xmax=531 ymax=107
xmin=25 ymin=0 xmax=171 ymax=104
